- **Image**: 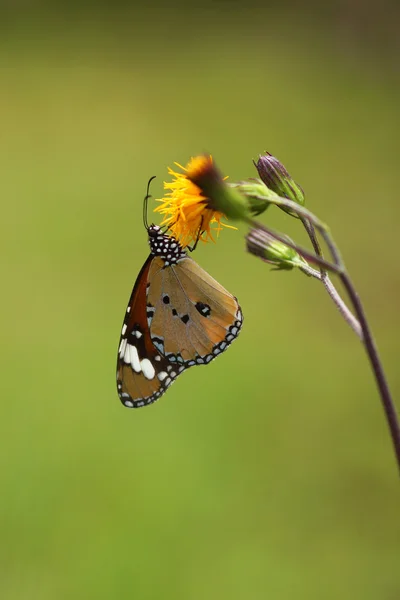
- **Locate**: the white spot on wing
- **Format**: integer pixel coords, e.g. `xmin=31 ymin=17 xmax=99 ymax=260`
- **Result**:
xmin=122 ymin=323 xmax=127 ymax=335
xmin=158 ymin=371 xmax=168 ymax=381
xmin=119 ymin=338 xmax=127 ymax=357
xmin=134 ymin=330 xmax=142 ymax=338
xmin=129 ymin=344 xmax=141 ymax=373
xmin=141 ymin=358 xmax=155 ymax=380
xmin=123 ymin=342 xmax=131 ymax=364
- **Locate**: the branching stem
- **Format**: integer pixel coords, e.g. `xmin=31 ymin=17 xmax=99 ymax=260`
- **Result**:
xmin=299 ymin=261 xmax=363 ymax=339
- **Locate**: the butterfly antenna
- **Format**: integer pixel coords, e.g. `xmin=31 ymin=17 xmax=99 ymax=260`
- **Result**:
xmin=143 ymin=176 xmax=156 ymax=231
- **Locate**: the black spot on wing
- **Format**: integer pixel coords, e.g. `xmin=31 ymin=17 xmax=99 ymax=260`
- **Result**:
xmin=195 ymin=301 xmax=211 ymax=317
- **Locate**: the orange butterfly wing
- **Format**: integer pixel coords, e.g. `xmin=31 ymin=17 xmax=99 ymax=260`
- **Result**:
xmin=147 ymin=256 xmax=243 ymax=366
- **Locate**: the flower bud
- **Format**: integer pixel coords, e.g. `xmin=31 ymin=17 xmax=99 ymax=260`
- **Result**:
xmin=255 ymin=153 xmax=305 ymax=217
xmin=246 ymin=227 xmax=308 ymax=270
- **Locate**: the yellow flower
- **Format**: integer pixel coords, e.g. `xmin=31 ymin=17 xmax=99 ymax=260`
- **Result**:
xmin=155 ymin=155 xmax=236 ymax=248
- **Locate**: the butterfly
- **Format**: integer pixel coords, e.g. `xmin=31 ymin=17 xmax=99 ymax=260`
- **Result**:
xmin=116 ymin=187 xmax=243 ymax=408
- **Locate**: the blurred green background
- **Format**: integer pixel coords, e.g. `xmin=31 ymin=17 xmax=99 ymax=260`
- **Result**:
xmin=1 ymin=2 xmax=399 ymax=599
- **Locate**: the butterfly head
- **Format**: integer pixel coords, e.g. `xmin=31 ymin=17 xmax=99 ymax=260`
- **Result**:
xmin=147 ymin=224 xmax=187 ymax=265
xmin=143 ymin=179 xmax=187 ymax=265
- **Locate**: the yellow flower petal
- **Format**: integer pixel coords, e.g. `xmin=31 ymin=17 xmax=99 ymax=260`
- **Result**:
xmin=155 ymin=155 xmax=236 ymax=247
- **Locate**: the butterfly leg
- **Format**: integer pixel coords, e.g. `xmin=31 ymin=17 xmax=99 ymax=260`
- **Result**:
xmin=187 ymin=217 xmax=204 ymax=253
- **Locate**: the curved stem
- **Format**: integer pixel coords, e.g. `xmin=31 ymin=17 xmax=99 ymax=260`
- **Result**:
xmin=340 ymin=273 xmax=400 ymax=471
xmin=299 ymin=263 xmax=363 ymax=339
xmin=244 ymin=183 xmax=400 ymax=470
xmin=303 ymin=205 xmax=400 ymax=469
xmin=246 ymin=210 xmax=400 ymax=474
xmin=300 ymin=217 xmax=363 ymax=340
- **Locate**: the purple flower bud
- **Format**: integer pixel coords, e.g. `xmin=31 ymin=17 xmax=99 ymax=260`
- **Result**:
xmin=255 ymin=153 xmax=305 ymax=216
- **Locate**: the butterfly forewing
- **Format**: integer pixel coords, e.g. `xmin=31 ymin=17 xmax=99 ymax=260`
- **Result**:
xmin=116 ymin=257 xmax=181 ymax=407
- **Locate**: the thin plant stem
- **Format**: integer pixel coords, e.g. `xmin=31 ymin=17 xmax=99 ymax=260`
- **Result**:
xmin=340 ymin=272 xmax=400 ymax=471
xmin=298 ymin=262 xmax=363 ymax=339
xmin=300 ymin=217 xmax=363 ymax=340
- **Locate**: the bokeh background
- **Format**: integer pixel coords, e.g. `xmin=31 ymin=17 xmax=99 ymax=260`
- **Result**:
xmin=1 ymin=1 xmax=399 ymax=598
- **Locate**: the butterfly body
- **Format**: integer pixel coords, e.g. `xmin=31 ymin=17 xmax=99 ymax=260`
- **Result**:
xmin=117 ymin=225 xmax=242 ymax=408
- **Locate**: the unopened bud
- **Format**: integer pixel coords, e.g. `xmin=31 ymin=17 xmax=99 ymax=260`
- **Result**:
xmin=246 ymin=227 xmax=307 ymax=270
xmin=255 ymin=153 xmax=305 ymax=217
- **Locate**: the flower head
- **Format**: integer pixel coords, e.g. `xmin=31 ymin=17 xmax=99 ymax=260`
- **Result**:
xmin=155 ymin=156 xmax=236 ymax=248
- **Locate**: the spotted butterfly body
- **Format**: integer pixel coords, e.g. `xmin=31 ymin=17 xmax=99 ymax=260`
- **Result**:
xmin=116 ymin=225 xmax=243 ymax=408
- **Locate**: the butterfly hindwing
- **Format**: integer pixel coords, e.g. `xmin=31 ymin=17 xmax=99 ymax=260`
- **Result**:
xmin=147 ymin=255 xmax=243 ymax=366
